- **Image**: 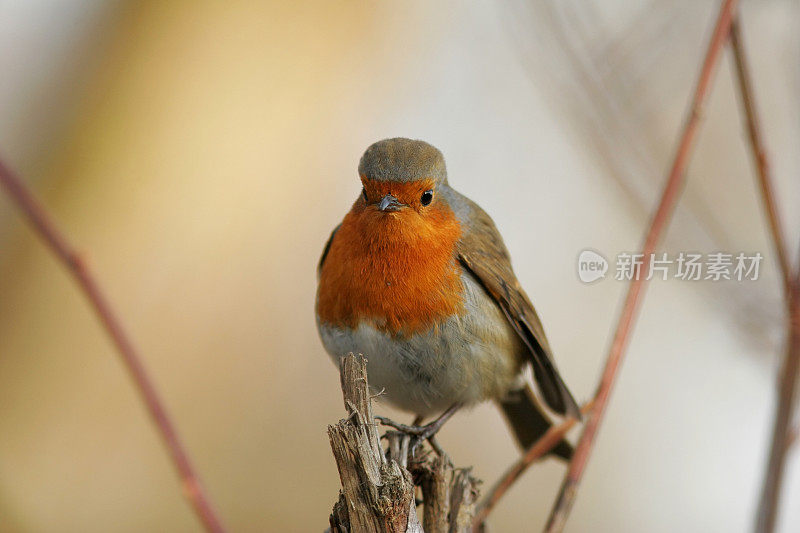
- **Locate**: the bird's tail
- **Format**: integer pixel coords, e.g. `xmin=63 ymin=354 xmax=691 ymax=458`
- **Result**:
xmin=497 ymin=384 xmax=573 ymax=461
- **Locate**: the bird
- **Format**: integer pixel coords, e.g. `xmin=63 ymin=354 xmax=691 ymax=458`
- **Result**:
xmin=316 ymin=138 xmax=579 ymax=459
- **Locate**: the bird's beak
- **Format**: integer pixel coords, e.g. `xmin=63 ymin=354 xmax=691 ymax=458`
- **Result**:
xmin=378 ymin=194 xmax=403 ymax=212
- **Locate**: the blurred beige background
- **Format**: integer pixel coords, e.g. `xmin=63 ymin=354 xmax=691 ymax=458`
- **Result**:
xmin=1 ymin=1 xmax=798 ymax=531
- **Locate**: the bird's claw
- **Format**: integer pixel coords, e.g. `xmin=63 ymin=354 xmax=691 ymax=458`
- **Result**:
xmin=376 ymin=416 xmax=447 ymax=461
xmin=376 ymin=404 xmax=461 ymax=463
xmin=376 ymin=416 xmax=428 ymax=436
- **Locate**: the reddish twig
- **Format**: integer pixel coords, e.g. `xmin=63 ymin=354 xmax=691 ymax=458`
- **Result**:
xmin=730 ymin=17 xmax=800 ymax=533
xmin=756 ymin=284 xmax=800 ymax=533
xmin=473 ymin=401 xmax=594 ymax=529
xmin=729 ymin=19 xmax=793 ymax=299
xmin=755 ymin=256 xmax=800 ymax=533
xmin=0 ymin=159 xmax=226 ymax=533
xmin=788 ymin=425 xmax=799 ymax=449
xmin=543 ymin=2 xmax=739 ymax=531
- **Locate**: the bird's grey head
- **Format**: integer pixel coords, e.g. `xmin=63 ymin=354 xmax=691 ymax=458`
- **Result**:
xmin=358 ymin=138 xmax=448 ymax=186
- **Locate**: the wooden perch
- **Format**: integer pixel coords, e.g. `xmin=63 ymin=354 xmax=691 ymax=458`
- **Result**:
xmin=327 ymin=354 xmax=480 ymax=533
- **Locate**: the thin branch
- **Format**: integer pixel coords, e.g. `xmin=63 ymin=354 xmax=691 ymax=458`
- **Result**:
xmin=543 ymin=1 xmax=739 ymax=531
xmin=755 ymin=269 xmax=800 ymax=533
xmin=730 ymin=15 xmax=800 ymax=533
xmin=788 ymin=425 xmax=799 ymax=449
xmin=473 ymin=401 xmax=594 ymax=529
xmin=0 ymin=159 xmax=226 ymax=533
xmin=729 ymin=18 xmax=794 ymax=299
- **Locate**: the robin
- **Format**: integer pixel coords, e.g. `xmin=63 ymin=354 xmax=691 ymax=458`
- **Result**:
xmin=316 ymin=138 xmax=579 ymax=459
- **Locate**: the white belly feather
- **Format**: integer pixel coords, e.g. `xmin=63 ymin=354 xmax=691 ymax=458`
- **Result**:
xmin=317 ymin=273 xmax=524 ymax=416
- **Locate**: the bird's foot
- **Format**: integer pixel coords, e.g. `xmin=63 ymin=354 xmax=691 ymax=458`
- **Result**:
xmin=376 ymin=417 xmax=436 ymax=439
xmin=376 ymin=417 xmax=429 ymax=459
xmin=376 ymin=403 xmax=462 ymax=459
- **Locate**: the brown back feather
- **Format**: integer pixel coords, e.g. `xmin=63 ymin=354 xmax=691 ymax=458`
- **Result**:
xmin=456 ymin=201 xmax=580 ymax=418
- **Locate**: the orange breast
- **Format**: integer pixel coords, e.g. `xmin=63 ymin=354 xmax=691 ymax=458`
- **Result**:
xmin=317 ymin=192 xmax=463 ymax=336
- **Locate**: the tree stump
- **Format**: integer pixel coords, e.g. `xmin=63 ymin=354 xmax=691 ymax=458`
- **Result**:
xmin=328 ymin=354 xmax=480 ymax=533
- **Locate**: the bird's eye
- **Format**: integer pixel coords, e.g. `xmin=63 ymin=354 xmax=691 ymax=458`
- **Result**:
xmin=420 ymin=190 xmax=433 ymax=206
xmin=362 ymin=187 xmax=368 ymax=201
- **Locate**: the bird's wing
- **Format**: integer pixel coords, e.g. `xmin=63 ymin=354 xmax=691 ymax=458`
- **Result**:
xmin=456 ymin=202 xmax=580 ymax=418
xmin=317 ymin=224 xmax=340 ymax=276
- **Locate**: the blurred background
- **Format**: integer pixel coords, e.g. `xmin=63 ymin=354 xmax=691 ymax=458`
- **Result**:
xmin=1 ymin=1 xmax=798 ymax=531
